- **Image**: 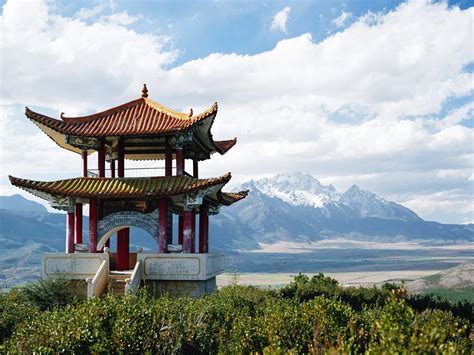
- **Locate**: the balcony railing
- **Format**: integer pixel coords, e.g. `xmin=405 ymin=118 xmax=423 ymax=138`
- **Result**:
xmin=87 ymin=167 xmax=192 ymax=178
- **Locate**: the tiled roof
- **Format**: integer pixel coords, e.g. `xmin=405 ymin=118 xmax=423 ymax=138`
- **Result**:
xmin=214 ymin=138 xmax=237 ymax=154
xmin=220 ymin=190 xmax=249 ymax=205
xmin=9 ymin=174 xmax=233 ymax=199
xmin=25 ymin=98 xmax=218 ymax=137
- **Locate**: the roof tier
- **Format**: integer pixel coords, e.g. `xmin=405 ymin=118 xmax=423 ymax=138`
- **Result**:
xmin=9 ymin=174 xmax=247 ymax=208
xmin=25 ymin=92 xmax=236 ymax=161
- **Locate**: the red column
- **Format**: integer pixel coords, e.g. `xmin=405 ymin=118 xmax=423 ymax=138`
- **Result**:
xmin=178 ymin=215 xmax=184 ymax=245
xmin=182 ymin=210 xmax=193 ymax=253
xmin=117 ymin=229 xmax=129 ymax=270
xmin=191 ymin=210 xmax=196 ymax=253
xmin=199 ymin=202 xmax=209 ymax=253
xmin=193 ymin=159 xmax=198 ymax=178
xmin=176 ymin=148 xmax=184 ymax=175
xmin=74 ymin=203 xmax=83 ymax=244
xmin=82 ymin=151 xmax=88 ymax=177
xmin=165 ymin=144 xmax=172 ymax=177
xmin=88 ymin=199 xmax=98 ymax=253
xmin=116 ymin=138 xmax=128 ymax=268
xmin=66 ymin=211 xmax=75 ymax=253
xmin=158 ymin=198 xmax=168 ymax=253
xmin=110 ymin=160 xmax=115 ymax=178
xmin=118 ymin=138 xmax=124 ymax=177
xmin=98 ymin=140 xmax=105 ymax=177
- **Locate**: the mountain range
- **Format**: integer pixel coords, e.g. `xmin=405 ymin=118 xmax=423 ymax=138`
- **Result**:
xmin=1 ymin=172 xmax=473 ymax=285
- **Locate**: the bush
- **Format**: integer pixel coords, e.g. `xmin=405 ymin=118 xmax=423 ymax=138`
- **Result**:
xmin=4 ymin=275 xmax=473 ymax=353
xmin=20 ymin=277 xmax=77 ymax=311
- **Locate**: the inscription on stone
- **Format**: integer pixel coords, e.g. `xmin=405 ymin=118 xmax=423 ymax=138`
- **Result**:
xmin=144 ymin=257 xmax=200 ymax=276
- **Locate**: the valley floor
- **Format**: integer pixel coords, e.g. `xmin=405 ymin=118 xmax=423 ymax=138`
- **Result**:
xmin=217 ymin=270 xmax=442 ymax=288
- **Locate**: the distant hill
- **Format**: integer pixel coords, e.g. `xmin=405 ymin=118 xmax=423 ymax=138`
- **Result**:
xmin=406 ymin=262 xmax=474 ymax=293
xmin=0 ymin=194 xmax=47 ymax=213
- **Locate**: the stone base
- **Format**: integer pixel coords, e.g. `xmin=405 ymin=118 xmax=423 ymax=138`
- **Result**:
xmin=143 ymin=277 xmax=217 ymax=298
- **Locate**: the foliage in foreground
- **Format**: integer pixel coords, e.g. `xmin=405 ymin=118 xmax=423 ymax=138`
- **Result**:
xmin=1 ymin=275 xmax=473 ymax=354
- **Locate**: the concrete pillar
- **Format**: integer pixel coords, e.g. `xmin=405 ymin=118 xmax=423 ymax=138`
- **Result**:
xmin=74 ymin=203 xmax=83 ymax=244
xmin=88 ymin=199 xmax=98 ymax=253
xmin=182 ymin=210 xmax=193 ymax=253
xmin=66 ymin=211 xmax=75 ymax=253
xmin=158 ymin=197 xmax=168 ymax=253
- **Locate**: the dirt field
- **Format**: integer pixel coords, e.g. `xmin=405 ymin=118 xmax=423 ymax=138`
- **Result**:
xmin=217 ymin=270 xmax=442 ymax=288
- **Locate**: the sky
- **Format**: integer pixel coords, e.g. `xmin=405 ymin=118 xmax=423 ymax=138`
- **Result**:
xmin=0 ymin=0 xmax=473 ymax=224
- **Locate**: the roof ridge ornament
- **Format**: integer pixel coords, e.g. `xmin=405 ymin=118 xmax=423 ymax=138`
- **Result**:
xmin=188 ymin=108 xmax=193 ymax=117
xmin=141 ymin=83 xmax=148 ymax=98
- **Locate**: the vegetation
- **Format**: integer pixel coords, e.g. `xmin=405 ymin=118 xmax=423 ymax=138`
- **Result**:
xmin=1 ymin=274 xmax=472 ymax=353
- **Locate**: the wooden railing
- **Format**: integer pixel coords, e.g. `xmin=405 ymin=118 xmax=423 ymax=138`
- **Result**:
xmin=86 ymin=259 xmax=109 ymax=299
xmin=125 ymin=260 xmax=142 ymax=295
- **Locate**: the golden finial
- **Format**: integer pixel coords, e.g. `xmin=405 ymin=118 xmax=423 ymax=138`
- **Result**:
xmin=188 ymin=108 xmax=193 ymax=117
xmin=141 ymin=83 xmax=148 ymax=98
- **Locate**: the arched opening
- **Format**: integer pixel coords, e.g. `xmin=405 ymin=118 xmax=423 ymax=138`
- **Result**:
xmin=96 ymin=210 xmax=159 ymax=270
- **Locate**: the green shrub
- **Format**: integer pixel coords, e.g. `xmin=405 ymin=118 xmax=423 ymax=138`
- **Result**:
xmin=4 ymin=275 xmax=473 ymax=353
xmin=20 ymin=277 xmax=77 ymax=311
xmin=0 ymin=288 xmax=37 ymax=345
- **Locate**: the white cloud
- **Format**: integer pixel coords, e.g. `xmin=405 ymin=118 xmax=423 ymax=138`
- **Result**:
xmin=271 ymin=6 xmax=291 ymax=33
xmin=332 ymin=11 xmax=352 ymax=28
xmin=0 ymin=0 xmax=473 ymax=224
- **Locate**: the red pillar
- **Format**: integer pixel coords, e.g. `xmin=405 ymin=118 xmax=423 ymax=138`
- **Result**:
xmin=176 ymin=148 xmax=184 ymax=175
xmin=165 ymin=144 xmax=172 ymax=177
xmin=158 ymin=198 xmax=168 ymax=253
xmin=110 ymin=160 xmax=115 ymax=178
xmin=66 ymin=211 xmax=75 ymax=253
xmin=74 ymin=203 xmax=83 ymax=244
xmin=98 ymin=140 xmax=105 ymax=177
xmin=117 ymin=229 xmax=129 ymax=270
xmin=88 ymin=199 xmax=98 ymax=253
xmin=118 ymin=138 xmax=125 ymax=177
xmin=191 ymin=210 xmax=196 ymax=253
xmin=199 ymin=202 xmax=209 ymax=253
xmin=193 ymin=159 xmax=198 ymax=178
xmin=182 ymin=210 xmax=193 ymax=253
xmin=116 ymin=138 xmax=128 ymax=268
xmin=82 ymin=151 xmax=88 ymax=177
xmin=178 ymin=215 xmax=184 ymax=245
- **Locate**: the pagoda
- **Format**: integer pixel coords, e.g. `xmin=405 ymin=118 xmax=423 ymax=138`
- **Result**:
xmin=9 ymin=84 xmax=247 ymax=298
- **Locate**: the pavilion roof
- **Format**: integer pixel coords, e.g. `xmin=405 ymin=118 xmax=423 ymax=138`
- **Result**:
xmin=25 ymin=98 xmax=217 ymax=137
xmin=24 ymin=90 xmax=236 ymax=160
xmin=9 ymin=173 xmax=247 ymax=210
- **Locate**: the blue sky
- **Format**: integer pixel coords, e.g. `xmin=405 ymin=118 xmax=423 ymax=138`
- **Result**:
xmin=0 ymin=0 xmax=473 ymax=224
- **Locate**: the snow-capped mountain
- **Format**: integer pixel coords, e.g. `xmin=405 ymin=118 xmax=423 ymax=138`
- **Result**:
xmin=242 ymin=172 xmax=420 ymax=222
xmin=250 ymin=172 xmax=339 ymax=208
xmin=210 ymin=172 xmax=473 ymax=250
